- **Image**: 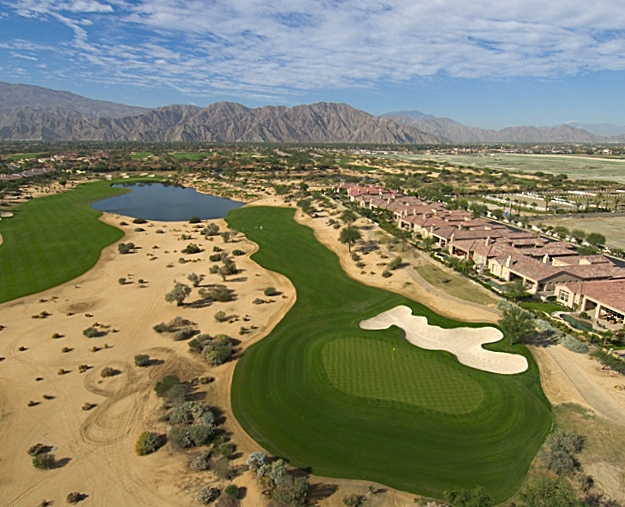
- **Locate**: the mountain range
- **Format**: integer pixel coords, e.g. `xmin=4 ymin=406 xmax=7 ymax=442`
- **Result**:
xmin=1 ymin=81 xmax=624 ymax=144
xmin=382 ymin=110 xmax=625 ymax=144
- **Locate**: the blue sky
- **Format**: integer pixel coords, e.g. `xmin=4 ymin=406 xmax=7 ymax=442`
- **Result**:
xmin=1 ymin=0 xmax=625 ymax=129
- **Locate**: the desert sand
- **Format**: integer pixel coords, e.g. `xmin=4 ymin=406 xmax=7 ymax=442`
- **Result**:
xmin=0 ymin=213 xmax=295 ymax=506
xmin=359 ymin=305 xmax=528 ymax=375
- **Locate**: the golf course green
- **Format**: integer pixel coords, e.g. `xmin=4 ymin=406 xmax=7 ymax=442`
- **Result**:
xmin=227 ymin=206 xmax=551 ymax=502
xmin=0 ymin=181 xmax=128 ymax=303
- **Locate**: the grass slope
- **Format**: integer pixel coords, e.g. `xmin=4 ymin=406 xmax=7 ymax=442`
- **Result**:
xmin=0 ymin=181 xmax=128 ymax=303
xmin=227 ymin=206 xmax=551 ymax=502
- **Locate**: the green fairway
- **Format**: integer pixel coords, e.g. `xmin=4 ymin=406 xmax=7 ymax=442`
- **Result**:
xmin=226 ymin=207 xmax=551 ymax=502
xmin=171 ymin=151 xmax=212 ymax=161
xmin=0 ymin=181 xmax=128 ymax=303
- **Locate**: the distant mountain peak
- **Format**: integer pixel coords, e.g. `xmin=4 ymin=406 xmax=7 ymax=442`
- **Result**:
xmin=382 ymin=110 xmax=438 ymax=121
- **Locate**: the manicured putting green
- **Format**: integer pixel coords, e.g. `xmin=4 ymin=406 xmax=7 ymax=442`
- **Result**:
xmin=226 ymin=206 xmax=551 ymax=502
xmin=0 ymin=181 xmax=128 ymax=303
xmin=322 ymin=337 xmax=484 ymax=414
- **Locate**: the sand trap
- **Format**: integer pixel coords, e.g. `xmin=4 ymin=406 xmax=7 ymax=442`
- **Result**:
xmin=359 ymin=305 xmax=528 ymax=375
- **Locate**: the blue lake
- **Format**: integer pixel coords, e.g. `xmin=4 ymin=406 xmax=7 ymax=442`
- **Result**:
xmin=92 ymin=182 xmax=244 ymax=221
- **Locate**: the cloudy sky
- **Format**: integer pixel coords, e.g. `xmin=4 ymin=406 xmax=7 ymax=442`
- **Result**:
xmin=1 ymin=0 xmax=625 ymax=129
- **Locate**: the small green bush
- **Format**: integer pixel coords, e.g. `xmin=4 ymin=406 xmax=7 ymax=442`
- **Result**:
xmin=100 ymin=366 xmax=119 ymax=378
xmin=224 ymin=485 xmax=239 ymax=499
xmin=132 ymin=217 xmax=147 ymax=224
xmin=264 ymin=287 xmax=278 ymax=296
xmin=232 ymin=249 xmax=245 ymax=256
xmin=134 ymin=354 xmax=150 ymax=367
xmin=82 ymin=327 xmax=99 ymax=338
xmin=214 ymin=311 xmax=228 ymax=322
xmin=182 ymin=243 xmax=201 ymax=254
xmin=135 ymin=431 xmax=164 ymax=455
xmin=32 ymin=452 xmax=56 ymax=470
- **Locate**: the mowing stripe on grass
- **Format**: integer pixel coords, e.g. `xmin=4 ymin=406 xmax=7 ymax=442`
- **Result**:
xmin=0 ymin=181 xmax=129 ymax=303
xmin=226 ymin=206 xmax=551 ymax=502
xmin=322 ymin=337 xmax=484 ymax=414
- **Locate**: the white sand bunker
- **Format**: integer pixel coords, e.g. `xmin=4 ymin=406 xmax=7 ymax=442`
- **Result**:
xmin=359 ymin=305 xmax=528 ymax=375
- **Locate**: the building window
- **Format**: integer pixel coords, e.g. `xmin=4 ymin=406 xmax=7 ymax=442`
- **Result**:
xmin=558 ymin=290 xmax=570 ymax=303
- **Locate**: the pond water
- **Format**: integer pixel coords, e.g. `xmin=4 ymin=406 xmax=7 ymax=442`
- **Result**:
xmin=92 ymin=183 xmax=244 ymax=221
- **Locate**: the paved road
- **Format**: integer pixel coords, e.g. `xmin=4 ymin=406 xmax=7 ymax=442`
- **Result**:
xmin=544 ymin=345 xmax=625 ymax=426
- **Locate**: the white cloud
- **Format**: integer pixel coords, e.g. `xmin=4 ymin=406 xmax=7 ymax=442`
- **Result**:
xmin=3 ymin=0 xmax=625 ymax=97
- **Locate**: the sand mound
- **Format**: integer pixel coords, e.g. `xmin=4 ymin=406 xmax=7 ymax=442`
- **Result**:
xmin=359 ymin=305 xmax=528 ymax=375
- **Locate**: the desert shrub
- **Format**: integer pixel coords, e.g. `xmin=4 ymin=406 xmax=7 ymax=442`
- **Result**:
xmin=134 ymin=354 xmax=150 ymax=367
xmin=182 ymin=243 xmax=201 ymax=254
xmin=190 ymin=450 xmax=212 ymax=471
xmin=154 ymin=375 xmax=184 ymax=397
xmin=272 ymin=475 xmax=309 ymax=507
xmin=78 ymin=364 xmax=89 ymax=373
xmin=100 ymin=367 xmax=119 ymax=378
xmin=169 ymin=425 xmax=212 ymax=448
xmin=212 ymin=245 xmax=222 ymax=252
xmin=202 ymin=223 xmax=220 ymax=237
xmin=253 ymin=298 xmax=265 ymax=305
xmin=135 ymin=432 xmax=164 ymax=455
xmin=169 ymin=316 xmax=193 ymax=329
xmin=221 ymin=231 xmax=231 ymax=243
xmin=224 ymin=485 xmax=239 ymax=499
xmin=209 ymin=265 xmax=220 ymax=274
xmin=213 ymin=456 xmax=232 ymax=480
xmin=134 ymin=227 xmax=145 ymax=232
xmin=118 ymin=277 xmax=126 ymax=285
xmin=209 ymin=253 xmax=224 ymax=262
xmin=544 ymin=429 xmax=584 ymax=476
xmin=132 ymin=217 xmax=147 ymax=224
xmin=170 ymin=401 xmax=215 ymax=427
xmin=66 ymin=491 xmax=84 ymax=504
xmin=189 ymin=334 xmax=212 ymax=353
xmin=32 ymin=452 xmax=56 ymax=470
xmin=388 ymin=256 xmax=403 ymax=270
xmin=82 ymin=327 xmax=99 ymax=338
xmin=117 ymin=242 xmax=135 ymax=254
xmin=355 ymin=261 xmax=366 ymax=268
xmin=381 ymin=270 xmax=392 ymax=278
xmin=219 ymin=443 xmax=235 ymax=459
xmin=28 ymin=443 xmax=49 ymax=456
xmin=173 ymin=327 xmax=196 ymax=341
xmin=188 ymin=272 xmax=204 ymax=287
xmin=52 ymin=332 xmax=62 ymax=339
xmin=155 ymin=229 xmax=164 ymax=234
xmin=164 ymin=282 xmax=192 ymax=306
xmin=204 ymin=345 xmax=233 ymax=366
xmin=351 ymin=252 xmax=360 ymax=261
xmin=119 ymin=221 xmax=128 ymax=226
xmin=232 ymin=249 xmax=245 ymax=256
xmin=264 ymin=287 xmax=278 ymax=296
xmin=197 ymin=486 xmax=220 ymax=504
xmin=189 ymin=216 xmax=202 ymax=224
xmin=246 ymin=451 xmax=268 ymax=472
xmin=214 ymin=311 xmax=228 ymax=322
xmin=200 ymin=285 xmax=234 ymax=302
xmin=153 ymin=322 xmax=168 ymax=333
